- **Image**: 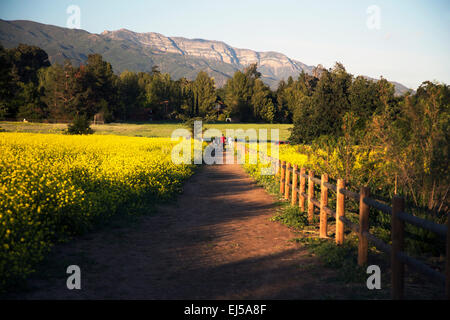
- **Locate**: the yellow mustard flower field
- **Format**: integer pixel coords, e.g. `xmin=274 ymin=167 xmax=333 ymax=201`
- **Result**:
xmin=243 ymin=142 xmax=392 ymax=192
xmin=0 ymin=133 xmax=195 ymax=289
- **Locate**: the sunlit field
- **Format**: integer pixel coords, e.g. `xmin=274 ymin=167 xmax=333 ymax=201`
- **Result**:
xmin=0 ymin=132 xmax=196 ymax=290
xmin=0 ymin=121 xmax=293 ymax=141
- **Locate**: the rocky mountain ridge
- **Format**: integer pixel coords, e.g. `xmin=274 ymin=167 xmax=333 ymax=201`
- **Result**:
xmin=0 ymin=19 xmax=411 ymax=94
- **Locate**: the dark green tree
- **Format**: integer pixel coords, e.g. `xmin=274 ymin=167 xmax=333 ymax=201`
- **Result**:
xmin=0 ymin=44 xmax=50 ymax=119
xmin=39 ymin=61 xmax=87 ymax=121
xmin=83 ymin=54 xmax=117 ymax=118
xmin=8 ymin=44 xmax=50 ymax=85
xmin=117 ymin=70 xmax=143 ymax=120
xmin=275 ymin=80 xmax=290 ymax=123
xmin=251 ymin=79 xmax=275 ymax=122
xmin=348 ymin=76 xmax=379 ymax=131
xmin=289 ymin=63 xmax=353 ymax=143
xmin=192 ymin=71 xmax=216 ymax=117
xmin=0 ymin=45 xmax=16 ymax=119
xmin=224 ymin=64 xmax=261 ymax=122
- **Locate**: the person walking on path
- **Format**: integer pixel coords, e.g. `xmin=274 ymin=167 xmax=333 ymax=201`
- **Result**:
xmin=220 ymin=134 xmax=226 ymax=149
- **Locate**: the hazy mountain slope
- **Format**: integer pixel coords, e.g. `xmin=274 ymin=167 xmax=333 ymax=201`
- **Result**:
xmin=0 ymin=19 xmax=411 ymax=94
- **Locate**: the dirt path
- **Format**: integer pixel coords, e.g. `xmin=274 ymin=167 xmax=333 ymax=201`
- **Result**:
xmin=10 ymin=153 xmax=362 ymax=300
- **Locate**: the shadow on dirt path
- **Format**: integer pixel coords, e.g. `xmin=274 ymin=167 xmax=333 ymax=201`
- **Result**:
xmin=7 ymin=153 xmax=374 ymax=299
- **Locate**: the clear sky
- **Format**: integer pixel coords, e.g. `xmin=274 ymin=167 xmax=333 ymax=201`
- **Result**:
xmin=1 ymin=0 xmax=449 ymax=89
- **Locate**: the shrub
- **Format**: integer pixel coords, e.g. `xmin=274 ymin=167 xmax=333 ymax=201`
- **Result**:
xmin=66 ymin=115 xmax=94 ymax=135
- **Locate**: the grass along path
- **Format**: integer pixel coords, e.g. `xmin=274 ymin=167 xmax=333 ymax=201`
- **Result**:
xmin=0 ymin=122 xmax=293 ymax=141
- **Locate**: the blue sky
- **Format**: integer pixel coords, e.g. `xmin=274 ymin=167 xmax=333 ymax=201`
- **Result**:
xmin=1 ymin=0 xmax=449 ymax=89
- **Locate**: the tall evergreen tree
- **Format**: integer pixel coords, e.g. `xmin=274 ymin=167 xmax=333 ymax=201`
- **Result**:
xmin=39 ymin=61 xmax=87 ymax=121
xmin=83 ymin=54 xmax=117 ymax=117
xmin=251 ymin=79 xmax=275 ymax=122
xmin=117 ymin=70 xmax=143 ymax=120
xmin=224 ymin=64 xmax=261 ymax=122
xmin=192 ymin=71 xmax=216 ymax=117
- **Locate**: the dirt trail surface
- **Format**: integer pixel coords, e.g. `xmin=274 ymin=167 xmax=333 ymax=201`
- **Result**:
xmin=9 ymin=154 xmax=359 ymax=300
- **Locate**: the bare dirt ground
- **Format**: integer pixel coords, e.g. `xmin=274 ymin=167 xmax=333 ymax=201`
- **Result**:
xmin=7 ymin=153 xmax=378 ymax=300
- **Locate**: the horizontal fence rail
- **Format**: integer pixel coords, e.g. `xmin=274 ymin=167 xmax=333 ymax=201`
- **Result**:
xmin=237 ymin=142 xmax=449 ymax=300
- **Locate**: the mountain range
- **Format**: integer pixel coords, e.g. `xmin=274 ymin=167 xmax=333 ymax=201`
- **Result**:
xmin=0 ymin=19 xmax=411 ymax=95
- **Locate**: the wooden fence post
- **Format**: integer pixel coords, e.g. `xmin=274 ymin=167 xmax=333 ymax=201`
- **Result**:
xmin=446 ymin=212 xmax=450 ymax=299
xmin=358 ymin=186 xmax=370 ymax=266
xmin=285 ymin=163 xmax=291 ymax=200
xmin=320 ymin=174 xmax=329 ymax=238
xmin=307 ymin=170 xmax=315 ymax=223
xmin=280 ymin=161 xmax=286 ymax=195
xmin=336 ymin=179 xmax=345 ymax=245
xmin=391 ymin=196 xmax=405 ymax=300
xmin=291 ymin=165 xmax=298 ymax=206
xmin=299 ymin=167 xmax=306 ymax=212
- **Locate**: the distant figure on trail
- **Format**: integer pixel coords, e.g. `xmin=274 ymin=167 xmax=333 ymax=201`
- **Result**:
xmin=220 ymin=134 xmax=226 ymax=148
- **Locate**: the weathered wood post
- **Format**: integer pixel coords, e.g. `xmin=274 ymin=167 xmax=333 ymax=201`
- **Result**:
xmin=291 ymin=165 xmax=298 ymax=206
xmin=299 ymin=167 xmax=306 ymax=212
xmin=307 ymin=170 xmax=315 ymax=223
xmin=285 ymin=163 xmax=291 ymax=200
xmin=391 ymin=196 xmax=405 ymax=300
xmin=320 ymin=174 xmax=329 ymax=238
xmin=358 ymin=186 xmax=370 ymax=266
xmin=336 ymin=179 xmax=345 ymax=245
xmin=446 ymin=212 xmax=450 ymax=299
xmin=280 ymin=161 xmax=286 ymax=195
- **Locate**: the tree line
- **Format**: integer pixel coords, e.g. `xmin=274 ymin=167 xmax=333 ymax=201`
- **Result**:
xmin=2 ymin=43 xmax=401 ymax=125
xmin=0 ymin=44 xmax=289 ymax=123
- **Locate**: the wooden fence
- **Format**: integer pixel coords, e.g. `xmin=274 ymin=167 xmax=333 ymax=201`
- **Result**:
xmin=237 ymin=142 xmax=449 ymax=300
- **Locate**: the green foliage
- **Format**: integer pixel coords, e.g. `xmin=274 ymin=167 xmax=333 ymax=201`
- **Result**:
xmin=272 ymin=206 xmax=309 ymax=229
xmin=251 ymin=79 xmax=275 ymax=123
xmin=0 ymin=44 xmax=50 ymax=120
xmin=16 ymin=82 xmax=47 ymax=120
xmin=287 ymin=61 xmax=448 ymax=216
xmin=66 ymin=115 xmax=94 ymax=135
xmin=365 ymin=81 xmax=449 ymax=212
xmin=289 ymin=63 xmax=352 ymax=143
xmin=348 ymin=76 xmax=379 ymax=129
xmin=224 ymin=70 xmax=254 ymax=121
xmin=222 ymin=63 xmax=283 ymax=123
xmin=39 ymin=61 xmax=86 ymax=121
xmin=192 ymin=71 xmax=217 ymax=117
xmin=8 ymin=44 xmax=50 ymax=85
xmin=117 ymin=70 xmax=142 ymax=120
xmin=295 ymin=237 xmax=367 ymax=283
xmin=83 ymin=54 xmax=117 ymax=118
